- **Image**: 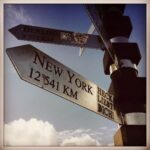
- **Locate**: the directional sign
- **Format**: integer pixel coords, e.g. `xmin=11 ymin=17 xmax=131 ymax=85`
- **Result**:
xmin=9 ymin=24 xmax=105 ymax=50
xmin=6 ymin=44 xmax=121 ymax=124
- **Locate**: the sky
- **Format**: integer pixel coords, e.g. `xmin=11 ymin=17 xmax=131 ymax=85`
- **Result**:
xmin=4 ymin=4 xmax=146 ymax=146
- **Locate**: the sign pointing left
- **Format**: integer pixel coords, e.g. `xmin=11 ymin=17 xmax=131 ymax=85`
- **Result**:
xmin=6 ymin=44 xmax=122 ymax=124
xmin=9 ymin=24 xmax=105 ymax=50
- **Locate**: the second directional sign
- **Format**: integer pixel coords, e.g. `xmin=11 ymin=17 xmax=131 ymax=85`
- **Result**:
xmin=9 ymin=24 xmax=105 ymax=50
xmin=6 ymin=44 xmax=121 ymax=124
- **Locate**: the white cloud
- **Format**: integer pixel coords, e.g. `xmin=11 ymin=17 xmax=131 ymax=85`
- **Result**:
xmin=5 ymin=4 xmax=33 ymax=26
xmin=59 ymin=129 xmax=73 ymax=136
xmin=73 ymin=129 xmax=83 ymax=134
xmin=4 ymin=118 xmax=58 ymax=146
xmin=59 ymin=128 xmax=101 ymax=146
xmin=61 ymin=134 xmax=97 ymax=146
xmin=4 ymin=118 xmax=114 ymax=146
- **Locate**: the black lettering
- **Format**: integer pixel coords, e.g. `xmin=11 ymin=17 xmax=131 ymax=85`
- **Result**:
xmin=81 ymin=82 xmax=87 ymax=91
xmin=29 ymin=68 xmax=33 ymax=78
xmin=63 ymin=85 xmax=70 ymax=96
xmin=98 ymin=87 xmax=113 ymax=101
xmin=106 ymin=100 xmax=110 ymax=108
xmin=56 ymin=82 xmax=59 ymax=91
xmin=104 ymin=107 xmax=109 ymax=116
xmin=29 ymin=68 xmax=40 ymax=82
xmin=75 ymin=78 xmax=81 ymax=88
xmin=43 ymin=74 xmax=49 ymax=85
xmin=98 ymin=103 xmax=114 ymax=119
xmin=109 ymin=95 xmax=113 ymax=102
xmin=97 ymin=95 xmax=101 ymax=103
xmin=101 ymin=97 xmax=107 ymax=107
xmin=53 ymin=65 xmax=63 ymax=77
xmin=67 ymin=70 xmax=75 ymax=84
xmin=63 ymin=85 xmax=78 ymax=100
xmin=102 ymin=90 xmax=105 ymax=98
xmin=49 ymin=80 xmax=55 ymax=88
xmin=33 ymin=52 xmax=45 ymax=68
xmin=34 ymin=71 xmax=41 ymax=81
xmin=45 ymin=61 xmax=52 ymax=72
xmin=70 ymin=89 xmax=78 ymax=100
xmin=98 ymin=87 xmax=102 ymax=95
xmin=87 ymin=85 xmax=93 ymax=95
xmin=104 ymin=108 xmax=114 ymax=119
xmin=98 ymin=103 xmax=102 ymax=113
xmin=99 ymin=97 xmax=113 ymax=110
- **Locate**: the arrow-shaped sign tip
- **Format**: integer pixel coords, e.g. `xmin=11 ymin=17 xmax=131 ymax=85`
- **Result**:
xmin=8 ymin=24 xmax=24 ymax=39
xmin=8 ymin=28 xmax=14 ymax=35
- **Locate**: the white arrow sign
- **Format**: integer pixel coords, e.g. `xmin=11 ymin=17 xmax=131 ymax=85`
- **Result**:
xmin=6 ymin=44 xmax=122 ymax=124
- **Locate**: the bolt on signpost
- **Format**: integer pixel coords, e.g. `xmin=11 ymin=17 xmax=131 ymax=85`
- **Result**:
xmin=6 ymin=4 xmax=146 ymax=146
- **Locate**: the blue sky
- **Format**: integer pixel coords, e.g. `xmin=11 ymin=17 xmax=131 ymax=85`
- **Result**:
xmin=4 ymin=4 xmax=146 ymax=146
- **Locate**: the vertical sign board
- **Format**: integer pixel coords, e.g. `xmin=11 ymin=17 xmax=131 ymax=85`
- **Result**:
xmin=6 ymin=44 xmax=121 ymax=124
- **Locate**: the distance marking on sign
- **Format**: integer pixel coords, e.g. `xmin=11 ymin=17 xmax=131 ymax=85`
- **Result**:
xmin=6 ymin=44 xmax=121 ymax=124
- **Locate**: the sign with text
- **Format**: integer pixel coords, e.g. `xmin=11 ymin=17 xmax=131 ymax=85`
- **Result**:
xmin=6 ymin=44 xmax=121 ymax=124
xmin=9 ymin=24 xmax=105 ymax=50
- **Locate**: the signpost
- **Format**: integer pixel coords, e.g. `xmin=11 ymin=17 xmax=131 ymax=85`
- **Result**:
xmin=85 ymin=4 xmax=146 ymax=146
xmin=6 ymin=4 xmax=146 ymax=146
xmin=6 ymin=44 xmax=121 ymax=124
xmin=9 ymin=24 xmax=105 ymax=50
